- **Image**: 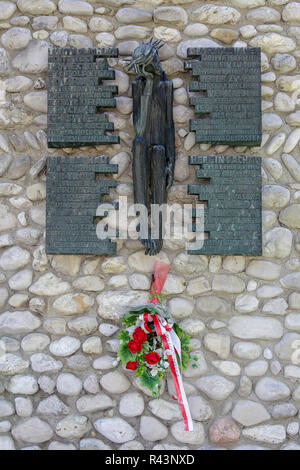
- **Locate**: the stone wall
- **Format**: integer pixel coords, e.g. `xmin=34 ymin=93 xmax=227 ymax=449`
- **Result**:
xmin=0 ymin=0 xmax=300 ymax=451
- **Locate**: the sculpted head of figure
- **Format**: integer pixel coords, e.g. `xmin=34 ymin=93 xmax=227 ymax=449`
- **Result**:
xmin=124 ymin=38 xmax=164 ymax=79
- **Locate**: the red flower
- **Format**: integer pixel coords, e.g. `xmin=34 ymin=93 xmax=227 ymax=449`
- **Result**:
xmin=144 ymin=352 xmax=160 ymax=365
xmin=133 ymin=327 xmax=147 ymax=344
xmin=126 ymin=361 xmax=137 ymax=371
xmin=128 ymin=340 xmax=139 ymax=354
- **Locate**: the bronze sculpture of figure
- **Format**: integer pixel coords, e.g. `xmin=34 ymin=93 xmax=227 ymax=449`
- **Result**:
xmin=125 ymin=39 xmax=175 ymax=255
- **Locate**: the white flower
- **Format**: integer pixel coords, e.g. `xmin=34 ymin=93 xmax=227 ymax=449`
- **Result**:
xmin=150 ymin=368 xmax=158 ymax=377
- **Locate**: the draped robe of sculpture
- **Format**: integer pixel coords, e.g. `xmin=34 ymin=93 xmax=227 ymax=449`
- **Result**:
xmin=132 ymin=69 xmax=175 ymax=255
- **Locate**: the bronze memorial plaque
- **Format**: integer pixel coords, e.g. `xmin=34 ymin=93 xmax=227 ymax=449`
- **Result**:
xmin=185 ymin=47 xmax=262 ymax=146
xmin=48 ymin=47 xmax=120 ymax=147
xmin=46 ymin=156 xmax=118 ymax=255
xmin=188 ymin=155 xmax=262 ymax=256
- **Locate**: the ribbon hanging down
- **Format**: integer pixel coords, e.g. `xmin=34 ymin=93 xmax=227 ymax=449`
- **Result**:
xmin=145 ymin=262 xmax=194 ymax=432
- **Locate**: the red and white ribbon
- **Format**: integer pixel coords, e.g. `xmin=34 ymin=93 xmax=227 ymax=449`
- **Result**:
xmin=143 ymin=312 xmax=194 ymax=432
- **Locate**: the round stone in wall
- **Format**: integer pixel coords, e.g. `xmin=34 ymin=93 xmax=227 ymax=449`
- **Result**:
xmin=56 ymin=373 xmax=82 ymax=396
xmin=94 ymin=417 xmax=137 ymax=443
xmin=119 ymin=392 xmax=144 ymax=417
xmin=12 ymin=417 xmax=53 ymax=444
xmin=100 ymin=371 xmax=130 ymax=394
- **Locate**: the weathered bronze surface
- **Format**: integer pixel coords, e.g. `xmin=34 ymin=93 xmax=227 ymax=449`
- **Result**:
xmin=46 ymin=156 xmax=118 ymax=254
xmin=188 ymin=155 xmax=262 ymax=255
xmin=127 ymin=39 xmax=175 ymax=255
xmin=185 ymin=48 xmax=262 ymax=146
xmin=48 ymin=48 xmax=120 ymax=147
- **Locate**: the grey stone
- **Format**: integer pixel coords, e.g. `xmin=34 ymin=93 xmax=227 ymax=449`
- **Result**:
xmin=12 ymin=40 xmax=48 ymax=73
xmin=171 ymin=421 xmax=205 ymax=445
xmin=12 ymin=417 xmax=53 ymax=443
xmin=58 ymin=0 xmax=93 ymax=15
xmin=43 ymin=318 xmax=66 ymax=336
xmin=148 ymin=399 xmax=181 ymax=421
xmin=282 ymin=2 xmax=300 ymax=22
xmin=203 ymin=334 xmax=230 ymax=360
xmin=280 ymin=272 xmax=300 ymax=290
xmin=0 ymin=311 xmax=41 ymax=334
xmin=0 ymin=436 xmax=15 ymax=450
xmin=36 ymin=395 xmax=69 ymax=415
xmin=154 ymin=6 xmax=188 ymax=26
xmin=0 ymin=421 xmax=12 ymax=432
xmin=66 ymin=354 xmax=90 ymax=371
xmin=233 ymin=342 xmax=262 ymax=360
xmin=119 ymin=392 xmax=144 ymax=417
xmin=15 ymin=397 xmax=33 ymax=417
xmin=246 ymin=7 xmax=280 ymax=23
xmin=7 ymin=375 xmax=38 ymax=394
xmin=49 ymin=337 xmax=81 ymax=357
xmin=0 ymin=48 xmax=10 ymax=76
xmin=30 ymin=353 xmax=63 ymax=373
xmin=24 ymin=91 xmax=47 ymax=113
xmin=196 ymin=295 xmax=229 ymax=316
xmin=232 ymin=400 xmax=270 ymax=426
xmin=0 ymin=399 xmax=14 ymax=417
xmin=242 ymin=425 xmax=286 ymax=444
xmin=94 ymin=418 xmax=136 ymax=443
xmin=7 ymin=155 xmax=30 ymax=180
xmin=196 ymin=375 xmax=235 ymax=400
xmin=15 ymin=228 xmax=42 ymax=245
xmin=0 ymin=154 xmax=12 ymax=176
xmin=80 ymin=438 xmax=111 ymax=450
xmin=83 ymin=374 xmax=99 ymax=394
xmin=0 ymin=246 xmax=30 ymax=270
xmin=250 ymin=33 xmax=296 ymax=53
xmin=29 ymin=273 xmax=71 ymax=296
xmin=229 ymin=316 xmax=283 ymax=340
xmin=1 ymin=27 xmax=31 ymax=50
xmin=255 ymin=377 xmax=290 ymax=401
xmin=88 ymin=17 xmax=113 ymax=32
xmin=115 ymin=25 xmax=150 ymax=40
xmin=32 ymin=16 xmax=59 ymax=31
xmin=48 ymin=441 xmax=76 ymax=450
xmin=188 ymin=395 xmax=213 ymax=421
xmin=56 ymin=415 xmax=90 ymax=439
xmin=140 ymin=416 xmax=168 ymax=441
xmin=9 ymin=269 xmax=32 ymax=290
xmin=69 ymin=34 xmax=93 ymax=48
xmin=0 ymin=204 xmax=16 ymax=233
xmin=68 ymin=316 xmax=98 ymax=335
xmin=275 ymin=333 xmax=300 ymax=361
xmin=97 ymin=290 xmax=148 ymax=321
xmin=0 ymin=1 xmax=16 ymax=19
xmin=116 ymin=7 xmax=152 ymax=23
xmin=191 ymin=4 xmax=240 ymax=24
xmin=76 ymin=394 xmax=115 ymax=413
xmin=212 ymin=274 xmax=245 ymax=293
xmin=270 ymin=403 xmax=297 ymax=419
xmin=50 ymin=31 xmax=68 ymax=47
xmin=56 ymin=373 xmax=82 ymax=396
xmin=0 ymin=182 xmax=23 ymax=197
xmin=38 ymin=376 xmax=55 ymax=394
xmin=100 ymin=371 xmax=130 ymax=394
xmin=17 ymin=0 xmax=57 ymax=14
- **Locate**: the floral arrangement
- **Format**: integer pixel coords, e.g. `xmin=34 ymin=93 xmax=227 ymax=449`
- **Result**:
xmin=117 ymin=303 xmax=193 ymax=396
xmin=116 ymin=262 xmax=195 ymax=430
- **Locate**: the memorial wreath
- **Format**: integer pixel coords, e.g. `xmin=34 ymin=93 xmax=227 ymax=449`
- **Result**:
xmin=117 ymin=262 xmax=196 ymax=431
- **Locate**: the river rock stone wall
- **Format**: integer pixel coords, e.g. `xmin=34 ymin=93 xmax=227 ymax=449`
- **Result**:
xmin=0 ymin=0 xmax=300 ymax=451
